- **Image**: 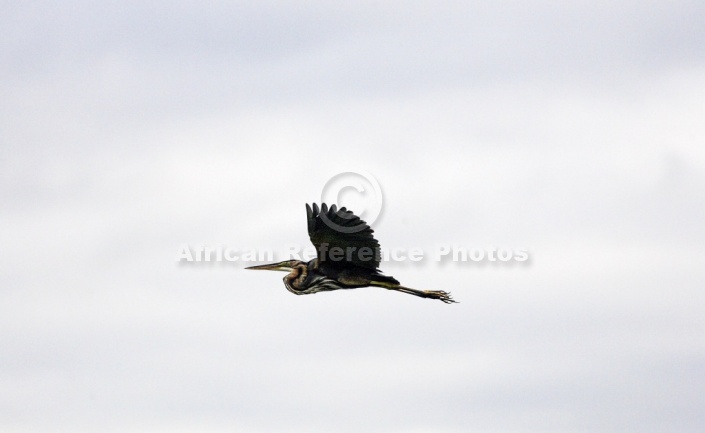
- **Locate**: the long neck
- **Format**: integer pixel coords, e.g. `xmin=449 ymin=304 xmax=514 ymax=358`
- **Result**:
xmin=283 ymin=263 xmax=308 ymax=294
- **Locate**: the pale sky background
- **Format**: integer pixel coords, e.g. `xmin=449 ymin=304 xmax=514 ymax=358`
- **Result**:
xmin=2 ymin=1 xmax=705 ymax=432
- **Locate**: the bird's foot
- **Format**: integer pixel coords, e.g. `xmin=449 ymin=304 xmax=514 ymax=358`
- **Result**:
xmin=425 ymin=290 xmax=457 ymax=304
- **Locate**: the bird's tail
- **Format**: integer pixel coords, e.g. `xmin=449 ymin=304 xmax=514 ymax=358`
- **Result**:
xmin=369 ymin=280 xmax=457 ymax=304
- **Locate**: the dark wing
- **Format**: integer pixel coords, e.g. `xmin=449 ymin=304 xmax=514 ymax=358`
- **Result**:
xmin=306 ymin=203 xmax=381 ymax=270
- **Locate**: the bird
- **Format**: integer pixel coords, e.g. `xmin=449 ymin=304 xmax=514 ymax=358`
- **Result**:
xmin=246 ymin=203 xmax=456 ymax=304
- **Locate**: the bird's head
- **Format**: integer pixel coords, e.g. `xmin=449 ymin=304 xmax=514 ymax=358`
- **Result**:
xmin=245 ymin=260 xmax=305 ymax=273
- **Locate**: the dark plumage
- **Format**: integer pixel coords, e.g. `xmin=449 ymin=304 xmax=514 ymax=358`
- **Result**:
xmin=246 ymin=203 xmax=456 ymax=304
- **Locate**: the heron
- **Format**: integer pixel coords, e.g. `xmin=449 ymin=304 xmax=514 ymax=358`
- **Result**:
xmin=246 ymin=203 xmax=456 ymax=304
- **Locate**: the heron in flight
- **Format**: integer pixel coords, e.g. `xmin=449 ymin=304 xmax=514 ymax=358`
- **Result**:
xmin=246 ymin=203 xmax=456 ymax=303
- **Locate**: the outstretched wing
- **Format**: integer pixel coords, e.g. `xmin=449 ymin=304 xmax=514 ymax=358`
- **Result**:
xmin=306 ymin=203 xmax=381 ymax=270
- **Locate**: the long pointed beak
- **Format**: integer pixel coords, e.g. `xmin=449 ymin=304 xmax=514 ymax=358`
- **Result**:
xmin=245 ymin=262 xmax=293 ymax=272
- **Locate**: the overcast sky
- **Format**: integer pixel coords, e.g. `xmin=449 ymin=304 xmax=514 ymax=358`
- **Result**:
xmin=2 ymin=1 xmax=704 ymax=432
